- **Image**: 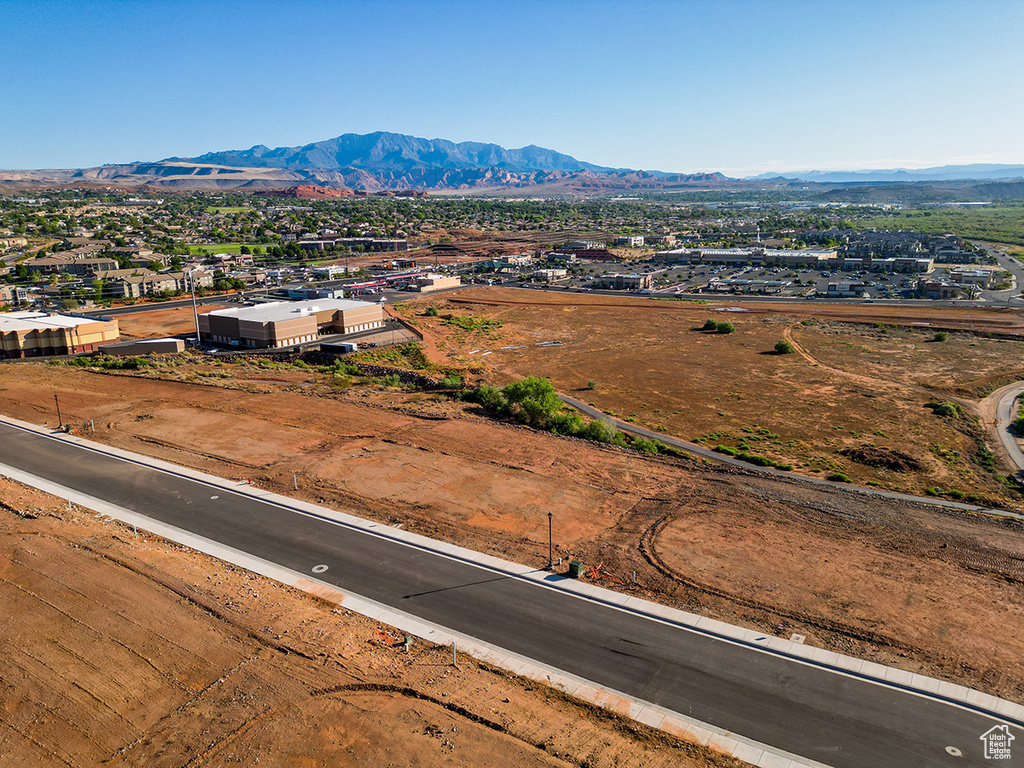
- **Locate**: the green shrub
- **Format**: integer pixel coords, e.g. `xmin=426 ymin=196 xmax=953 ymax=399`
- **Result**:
xmin=425 ymin=306 xmax=439 ymax=317
xmin=580 ymin=419 xmax=620 ymax=444
xmin=631 ymin=436 xmax=663 ymax=454
xmin=549 ymin=411 xmax=584 ymax=436
xmin=926 ymin=401 xmax=963 ymax=419
xmin=933 ymin=331 xmax=948 ymax=342
xmin=440 ymin=374 xmax=462 ymax=388
xmin=774 ymin=339 xmax=795 ymax=354
xmin=468 ymin=384 xmax=508 ymax=413
xmin=501 ymin=376 xmax=563 ymax=428
xmin=702 ymin=318 xmax=718 ymax=331
xmin=715 ymin=321 xmax=735 ymax=334
xmin=827 ymin=472 xmax=852 ymax=483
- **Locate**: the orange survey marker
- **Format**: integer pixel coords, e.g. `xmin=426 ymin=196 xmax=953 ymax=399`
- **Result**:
xmin=586 ymin=561 xmax=623 ymax=585
xmin=375 ymin=626 xmax=402 ymax=646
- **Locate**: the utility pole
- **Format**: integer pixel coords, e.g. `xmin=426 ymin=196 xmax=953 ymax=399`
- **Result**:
xmin=547 ymin=511 xmax=553 ymax=570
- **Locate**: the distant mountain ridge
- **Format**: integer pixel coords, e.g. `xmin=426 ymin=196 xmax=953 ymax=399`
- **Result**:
xmin=170 ymin=131 xmax=619 ymax=175
xmin=747 ymin=163 xmax=1024 ymax=183
xmin=5 ymin=131 xmax=1024 ymax=198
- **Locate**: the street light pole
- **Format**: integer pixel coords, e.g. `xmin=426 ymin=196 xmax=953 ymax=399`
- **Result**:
xmin=547 ymin=511 xmax=553 ymax=570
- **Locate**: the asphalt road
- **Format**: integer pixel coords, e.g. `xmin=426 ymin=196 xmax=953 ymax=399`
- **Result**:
xmin=994 ymin=384 xmax=1024 ymax=475
xmin=0 ymin=420 xmax=1019 ymax=767
xmin=560 ymin=395 xmax=1024 ymax=522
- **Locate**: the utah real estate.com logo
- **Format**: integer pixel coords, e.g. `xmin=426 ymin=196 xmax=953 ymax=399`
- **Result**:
xmin=980 ymin=725 xmax=1014 ymax=760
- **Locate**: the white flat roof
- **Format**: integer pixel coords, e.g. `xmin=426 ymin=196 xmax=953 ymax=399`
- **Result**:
xmin=0 ymin=311 xmax=103 ymax=333
xmin=205 ymin=298 xmax=376 ymax=324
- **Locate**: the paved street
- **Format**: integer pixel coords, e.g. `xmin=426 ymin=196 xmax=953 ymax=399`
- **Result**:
xmin=0 ymin=419 xmax=1020 ymax=767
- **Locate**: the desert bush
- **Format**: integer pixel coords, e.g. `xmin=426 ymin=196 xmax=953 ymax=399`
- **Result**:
xmin=549 ymin=411 xmax=584 ymax=436
xmin=467 ymin=383 xmax=508 ymax=414
xmin=425 ymin=306 xmax=439 ymax=317
xmin=502 ymin=376 xmax=563 ymax=428
xmin=926 ymin=401 xmax=963 ymax=419
xmin=933 ymin=331 xmax=948 ymax=342
xmin=715 ymin=321 xmax=735 ymax=334
xmin=631 ymin=436 xmax=663 ymax=454
xmin=774 ymin=339 xmax=795 ymax=354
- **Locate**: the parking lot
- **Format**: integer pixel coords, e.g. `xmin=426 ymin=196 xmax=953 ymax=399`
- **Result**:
xmin=503 ymin=260 xmax=923 ymax=300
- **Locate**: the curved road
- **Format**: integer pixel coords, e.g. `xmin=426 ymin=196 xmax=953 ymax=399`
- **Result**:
xmin=991 ymin=383 xmax=1024 ymax=475
xmin=560 ymin=395 xmax=1024 ymax=521
xmin=0 ymin=419 xmax=1020 ymax=768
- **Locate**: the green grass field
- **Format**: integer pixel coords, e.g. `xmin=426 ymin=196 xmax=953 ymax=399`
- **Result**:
xmin=206 ymin=206 xmax=249 ymax=214
xmin=188 ymin=243 xmax=265 ymax=255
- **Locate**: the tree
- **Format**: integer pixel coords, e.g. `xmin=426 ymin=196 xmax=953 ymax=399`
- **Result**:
xmin=501 ymin=376 xmax=563 ymax=428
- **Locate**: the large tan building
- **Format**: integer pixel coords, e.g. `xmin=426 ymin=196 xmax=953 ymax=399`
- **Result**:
xmin=411 ymin=274 xmax=461 ymax=292
xmin=0 ymin=311 xmax=120 ymax=359
xmin=199 ymin=299 xmax=385 ymax=349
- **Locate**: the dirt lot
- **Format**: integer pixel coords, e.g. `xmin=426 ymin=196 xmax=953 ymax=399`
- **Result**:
xmin=0 ymin=475 xmax=736 ymax=768
xmin=114 ymin=304 xmax=230 ymax=340
xmin=397 ymin=288 xmax=1024 ymax=504
xmin=2 ymin=357 xmax=1024 ymax=710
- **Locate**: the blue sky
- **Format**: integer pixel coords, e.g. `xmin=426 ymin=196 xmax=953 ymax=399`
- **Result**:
xmin=1 ymin=0 xmax=1022 ymax=175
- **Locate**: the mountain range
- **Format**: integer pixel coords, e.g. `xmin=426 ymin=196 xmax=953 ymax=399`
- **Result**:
xmin=1 ymin=131 xmax=1022 ymax=197
xmin=747 ymin=163 xmax=1024 ymax=183
xmin=171 ymin=131 xmax=617 ymax=175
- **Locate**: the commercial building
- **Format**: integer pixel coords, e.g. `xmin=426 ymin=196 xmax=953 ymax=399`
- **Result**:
xmin=0 ymin=285 xmax=30 ymax=306
xmin=99 ymin=337 xmax=185 ymax=356
xmin=410 ymin=274 xmax=461 ymax=292
xmin=656 ymin=247 xmax=837 ymax=267
xmin=825 ymin=281 xmax=867 ymax=297
xmin=532 ymin=268 xmax=568 ymax=281
xmin=948 ymin=266 xmax=996 ymax=289
xmin=614 ymin=236 xmax=645 ymax=247
xmin=707 ymin=278 xmax=791 ymax=294
xmin=199 ymin=299 xmax=384 ymax=349
xmin=0 ymin=311 xmax=120 ymax=359
xmin=594 ymin=273 xmax=654 ymax=290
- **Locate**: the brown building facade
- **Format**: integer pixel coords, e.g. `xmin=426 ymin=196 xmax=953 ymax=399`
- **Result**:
xmin=199 ymin=299 xmax=385 ymax=348
xmin=0 ymin=312 xmax=120 ymax=359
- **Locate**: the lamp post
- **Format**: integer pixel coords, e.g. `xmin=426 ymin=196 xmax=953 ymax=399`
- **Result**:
xmin=547 ymin=511 xmax=553 ymax=570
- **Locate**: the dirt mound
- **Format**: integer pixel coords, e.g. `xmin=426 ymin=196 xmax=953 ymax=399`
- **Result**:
xmin=840 ymin=445 xmax=922 ymax=471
